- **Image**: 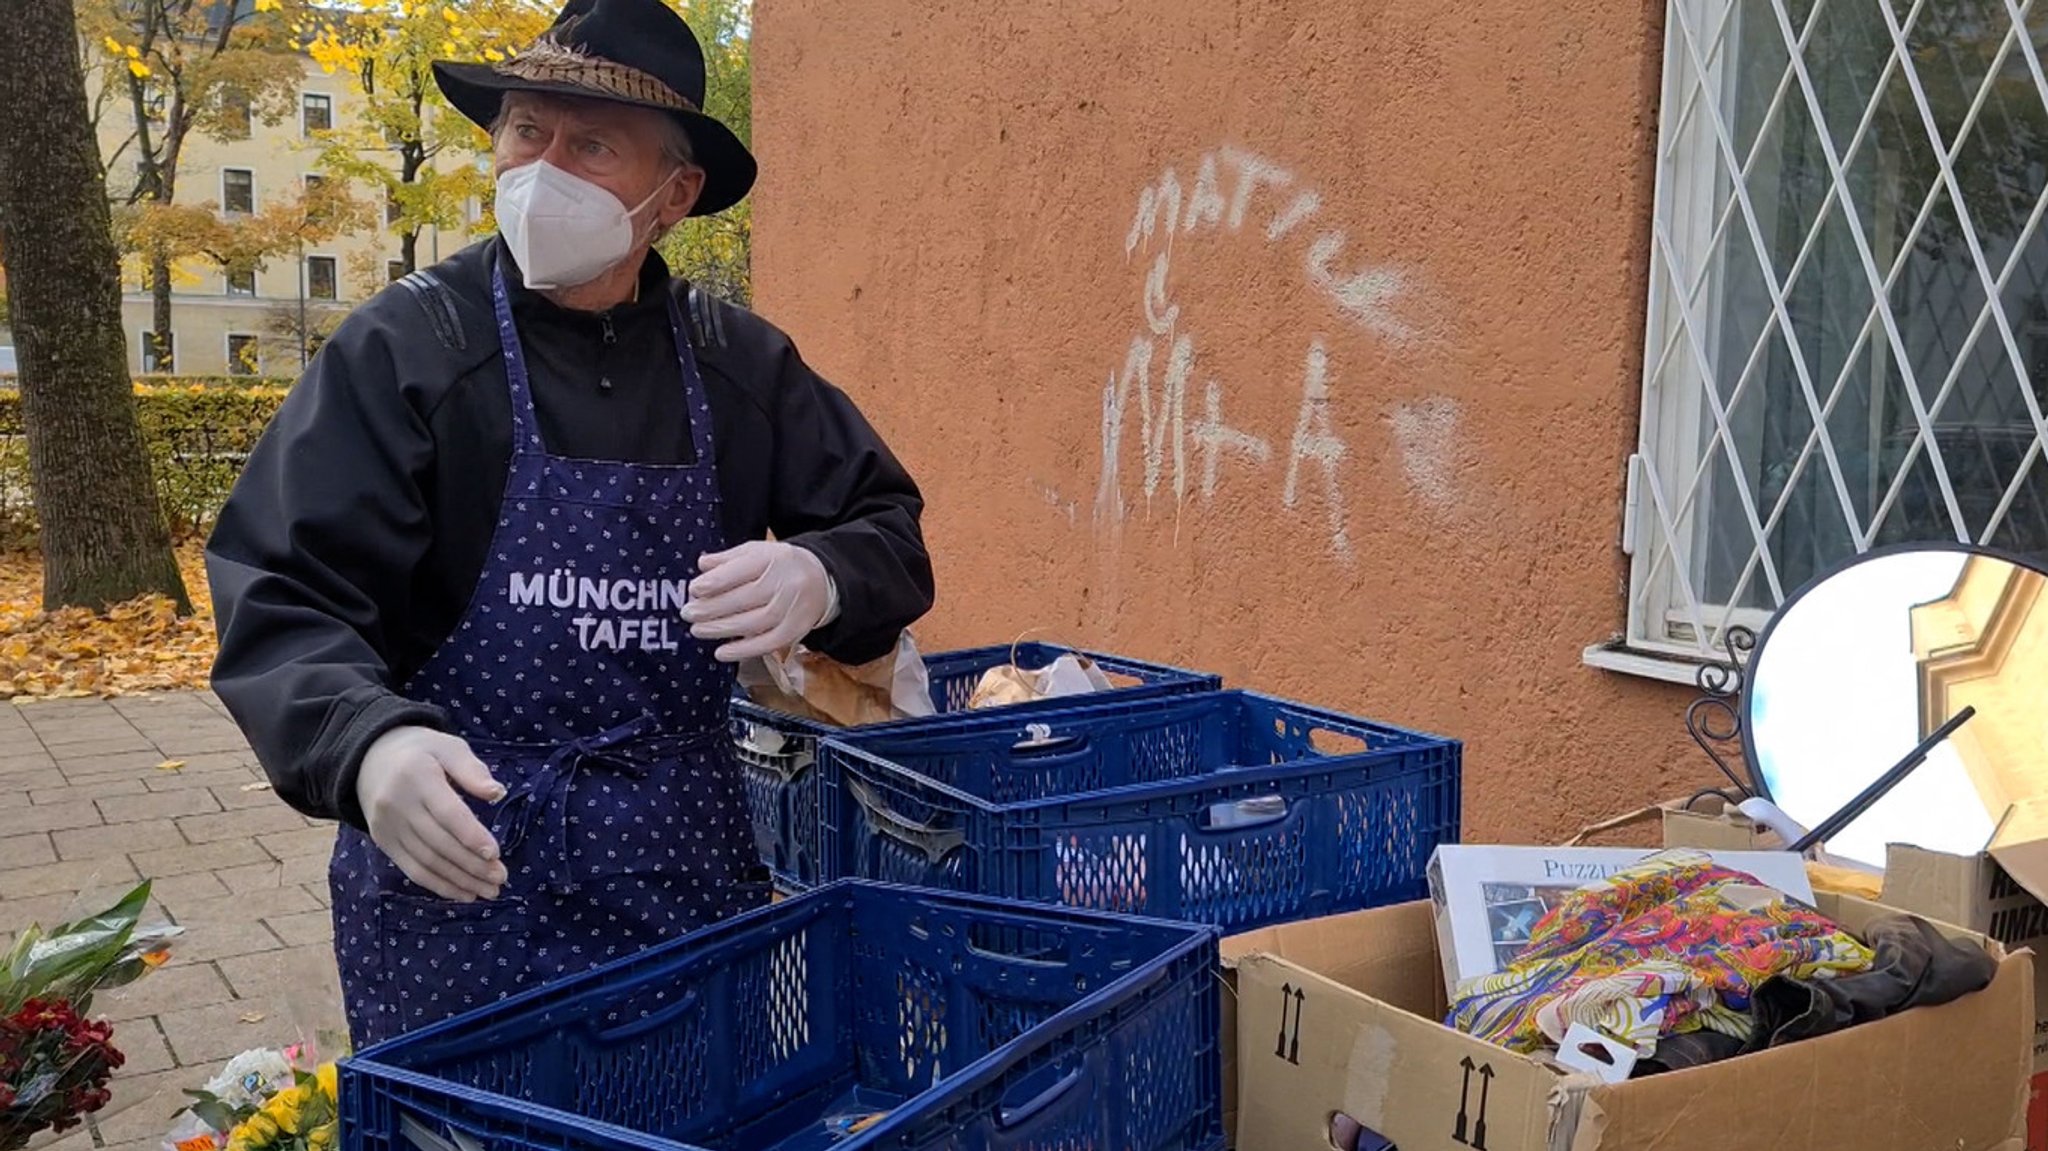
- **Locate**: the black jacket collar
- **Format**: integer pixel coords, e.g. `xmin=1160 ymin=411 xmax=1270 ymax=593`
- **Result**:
xmin=499 ymin=240 xmax=673 ymax=328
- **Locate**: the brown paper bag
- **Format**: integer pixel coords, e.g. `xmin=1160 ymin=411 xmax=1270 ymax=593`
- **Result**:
xmin=738 ymin=631 xmax=934 ymax=728
xmin=967 ymin=652 xmax=1114 ymax=710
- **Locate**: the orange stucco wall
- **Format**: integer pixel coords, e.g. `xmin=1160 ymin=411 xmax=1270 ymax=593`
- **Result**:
xmin=752 ymin=0 xmax=1718 ymax=842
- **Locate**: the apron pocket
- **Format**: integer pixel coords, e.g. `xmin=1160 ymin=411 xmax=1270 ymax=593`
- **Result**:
xmin=376 ymin=894 xmax=537 ymax=1035
xmin=564 ymin=742 xmax=756 ymax=887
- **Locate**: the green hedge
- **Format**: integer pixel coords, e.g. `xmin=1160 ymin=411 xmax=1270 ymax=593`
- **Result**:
xmin=0 ymin=377 xmax=291 ymax=543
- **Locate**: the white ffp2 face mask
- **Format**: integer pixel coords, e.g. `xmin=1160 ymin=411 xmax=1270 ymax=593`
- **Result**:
xmin=495 ymin=160 xmax=674 ymax=290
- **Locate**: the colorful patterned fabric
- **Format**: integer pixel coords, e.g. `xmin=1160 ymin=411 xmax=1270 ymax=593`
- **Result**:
xmin=1447 ymin=849 xmax=1872 ymax=1054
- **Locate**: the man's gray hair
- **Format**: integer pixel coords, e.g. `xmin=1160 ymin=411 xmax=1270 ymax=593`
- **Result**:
xmin=657 ymin=116 xmax=695 ymax=169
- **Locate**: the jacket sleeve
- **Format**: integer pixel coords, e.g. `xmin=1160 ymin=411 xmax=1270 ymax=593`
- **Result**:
xmin=204 ymin=319 xmax=446 ymax=829
xmin=766 ymin=342 xmax=935 ymax=666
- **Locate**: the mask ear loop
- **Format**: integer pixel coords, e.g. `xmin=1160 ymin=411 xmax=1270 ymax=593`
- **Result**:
xmin=630 ymin=166 xmax=687 ymax=247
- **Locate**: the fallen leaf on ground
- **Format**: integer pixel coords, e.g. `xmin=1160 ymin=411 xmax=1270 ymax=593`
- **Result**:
xmin=0 ymin=542 xmax=218 ymax=700
xmin=155 ymin=759 xmax=186 ymax=772
xmin=239 ymin=1012 xmax=265 ymax=1024
xmin=239 ymin=781 xmax=272 ymax=792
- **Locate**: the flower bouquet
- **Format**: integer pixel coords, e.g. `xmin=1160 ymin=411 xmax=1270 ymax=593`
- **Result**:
xmin=1 ymin=880 xmax=182 ymax=1151
xmin=168 ymin=1045 xmax=342 ymax=1151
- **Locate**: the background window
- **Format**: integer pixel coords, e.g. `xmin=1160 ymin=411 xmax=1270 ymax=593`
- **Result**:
xmin=386 ymin=188 xmax=403 ymax=226
xmin=221 ymin=168 xmax=253 ymax=215
xmin=387 ymin=259 xmax=406 ymax=283
xmin=1623 ymin=0 xmax=2048 ymax=662
xmin=306 ymin=255 xmax=337 ymax=301
xmin=227 ymin=334 xmax=260 ymax=376
xmin=302 ymin=93 xmax=333 ymax=135
xmin=226 ymin=268 xmax=255 ymax=296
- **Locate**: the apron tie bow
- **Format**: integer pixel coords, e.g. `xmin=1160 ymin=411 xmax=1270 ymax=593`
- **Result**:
xmin=497 ymin=713 xmax=663 ymax=893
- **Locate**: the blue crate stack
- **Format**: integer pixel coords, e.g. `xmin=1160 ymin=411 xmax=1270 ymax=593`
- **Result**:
xmin=729 ymin=644 xmax=1221 ymax=891
xmin=335 ymin=647 xmax=1462 ymax=1151
xmin=815 ymin=690 xmax=1463 ymax=932
xmin=339 ymin=882 xmax=1224 ymax=1151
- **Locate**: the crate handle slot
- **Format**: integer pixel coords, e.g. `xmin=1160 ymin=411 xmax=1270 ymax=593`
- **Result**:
xmin=738 ymin=724 xmax=814 ymax=782
xmin=1194 ymin=794 xmax=1290 ymax=833
xmin=736 ymin=721 xmax=784 ymax=756
xmin=765 ymin=746 xmax=815 ymax=784
xmin=849 ymin=777 xmax=966 ymax=864
xmin=1011 ymin=725 xmax=1087 ymax=758
xmin=589 ymin=988 xmax=702 ymax=1045
xmin=400 ymin=1113 xmax=483 ymax=1151
xmin=995 ymin=1066 xmax=1085 ymax=1130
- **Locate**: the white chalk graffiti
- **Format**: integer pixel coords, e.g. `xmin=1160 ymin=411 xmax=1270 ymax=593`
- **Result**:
xmin=1284 ymin=341 xmax=1350 ymax=557
xmin=1389 ymin=396 xmax=1461 ymax=511
xmin=1097 ymin=146 xmax=1415 ymax=559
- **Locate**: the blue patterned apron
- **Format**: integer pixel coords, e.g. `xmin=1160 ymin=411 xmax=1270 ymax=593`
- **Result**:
xmin=329 ymin=262 xmax=766 ymax=1048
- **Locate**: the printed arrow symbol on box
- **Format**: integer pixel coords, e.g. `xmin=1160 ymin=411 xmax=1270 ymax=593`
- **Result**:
xmin=1287 ymin=986 xmax=1305 ymax=1064
xmin=1473 ymin=1063 xmax=1494 ymax=1151
xmin=1276 ymin=983 xmax=1294 ymax=1058
xmin=1453 ymin=1055 xmax=1474 ymax=1145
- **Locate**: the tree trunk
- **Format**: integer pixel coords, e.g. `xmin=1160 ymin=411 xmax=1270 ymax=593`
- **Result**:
xmin=149 ymin=253 xmax=173 ymax=369
xmin=400 ymin=132 xmax=425 ymax=275
xmin=0 ymin=0 xmax=190 ymax=613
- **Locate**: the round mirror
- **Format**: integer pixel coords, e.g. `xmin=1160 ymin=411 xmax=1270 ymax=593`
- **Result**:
xmin=1743 ymin=545 xmax=2048 ymax=868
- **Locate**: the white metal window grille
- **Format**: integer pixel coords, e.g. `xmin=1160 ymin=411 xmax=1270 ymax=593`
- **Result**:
xmin=1623 ymin=0 xmax=2048 ymax=667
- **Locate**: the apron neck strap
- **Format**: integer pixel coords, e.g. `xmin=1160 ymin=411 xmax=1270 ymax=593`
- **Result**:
xmin=489 ymin=259 xmax=716 ymax=464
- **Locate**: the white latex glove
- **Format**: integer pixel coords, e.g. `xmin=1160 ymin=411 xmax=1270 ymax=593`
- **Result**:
xmin=356 ymin=726 xmax=509 ymax=902
xmin=682 ymin=541 xmax=837 ymax=662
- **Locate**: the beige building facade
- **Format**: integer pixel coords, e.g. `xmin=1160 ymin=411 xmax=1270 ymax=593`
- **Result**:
xmin=97 ymin=54 xmax=487 ymax=377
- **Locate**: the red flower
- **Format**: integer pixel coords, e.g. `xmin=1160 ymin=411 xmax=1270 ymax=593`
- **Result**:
xmin=0 ymin=998 xmax=125 ymax=1150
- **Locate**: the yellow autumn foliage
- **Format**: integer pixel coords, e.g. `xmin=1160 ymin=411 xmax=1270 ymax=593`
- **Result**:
xmin=0 ymin=542 xmax=218 ymax=700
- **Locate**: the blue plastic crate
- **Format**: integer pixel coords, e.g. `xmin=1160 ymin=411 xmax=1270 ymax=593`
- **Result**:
xmin=816 ymin=691 xmax=1461 ymax=932
xmin=339 ymin=881 xmax=1223 ymax=1151
xmin=729 ymin=644 xmax=1220 ymax=892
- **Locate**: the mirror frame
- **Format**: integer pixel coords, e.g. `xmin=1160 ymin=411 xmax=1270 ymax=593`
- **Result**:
xmin=1738 ymin=538 xmax=2048 ymax=805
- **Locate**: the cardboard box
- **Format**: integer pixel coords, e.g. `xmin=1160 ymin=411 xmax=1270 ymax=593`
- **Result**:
xmin=1661 ymin=796 xmax=2048 ymax=1151
xmin=1226 ymin=894 xmax=2031 ymax=1151
xmin=1879 ymin=844 xmax=2048 ymax=1151
xmin=1659 ymin=797 xmax=1773 ymax=852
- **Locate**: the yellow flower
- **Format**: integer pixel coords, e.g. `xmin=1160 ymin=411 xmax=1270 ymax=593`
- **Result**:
xmin=262 ymin=1086 xmax=306 ymax=1137
xmin=238 ymin=1113 xmax=280 ymax=1149
xmin=308 ymin=1124 xmax=337 ymax=1151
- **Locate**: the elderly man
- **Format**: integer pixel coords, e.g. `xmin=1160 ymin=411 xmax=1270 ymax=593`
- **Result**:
xmin=204 ymin=0 xmax=933 ymax=1045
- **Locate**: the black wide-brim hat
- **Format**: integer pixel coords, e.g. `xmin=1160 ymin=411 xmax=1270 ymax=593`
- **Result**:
xmin=432 ymin=0 xmax=755 ymax=217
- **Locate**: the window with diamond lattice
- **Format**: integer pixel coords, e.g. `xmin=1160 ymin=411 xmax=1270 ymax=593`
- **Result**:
xmin=1628 ymin=0 xmax=2048 ymax=660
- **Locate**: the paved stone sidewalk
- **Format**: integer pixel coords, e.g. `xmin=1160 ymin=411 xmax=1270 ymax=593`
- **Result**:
xmin=2 ymin=693 xmax=343 ymax=1151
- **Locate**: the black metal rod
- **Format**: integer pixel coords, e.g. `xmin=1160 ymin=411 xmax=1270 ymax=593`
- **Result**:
xmin=1791 ymin=705 xmax=1978 ymax=855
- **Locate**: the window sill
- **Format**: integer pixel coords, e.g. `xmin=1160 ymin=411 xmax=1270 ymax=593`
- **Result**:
xmin=1580 ymin=641 xmax=1714 ymax=688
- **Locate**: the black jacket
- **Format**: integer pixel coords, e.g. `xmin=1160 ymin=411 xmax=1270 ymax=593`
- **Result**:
xmin=205 ymin=239 xmax=933 ymax=829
